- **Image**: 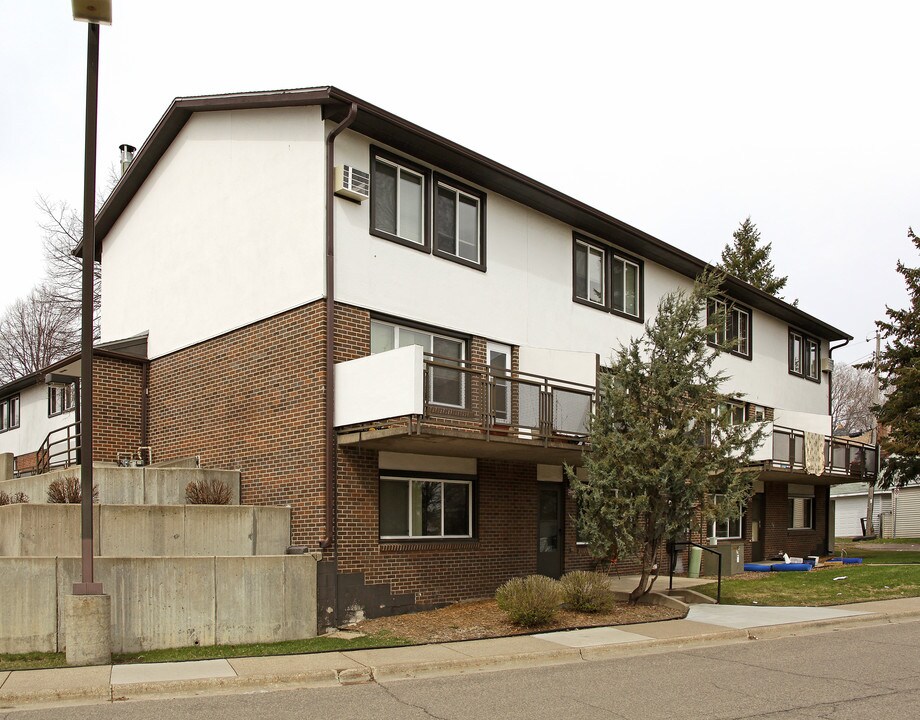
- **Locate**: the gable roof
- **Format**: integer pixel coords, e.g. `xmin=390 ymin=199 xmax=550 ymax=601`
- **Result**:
xmin=78 ymin=86 xmax=851 ymax=342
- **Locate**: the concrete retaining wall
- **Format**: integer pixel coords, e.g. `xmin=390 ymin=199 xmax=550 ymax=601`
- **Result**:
xmin=0 ymin=465 xmax=241 ymax=505
xmin=0 ymin=504 xmax=290 ymax=557
xmin=0 ymin=554 xmax=318 ymax=654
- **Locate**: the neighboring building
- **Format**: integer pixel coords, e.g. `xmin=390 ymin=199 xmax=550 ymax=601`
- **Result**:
xmin=3 ymin=87 xmax=878 ymax=625
xmin=831 ymin=481 xmax=920 ymax=538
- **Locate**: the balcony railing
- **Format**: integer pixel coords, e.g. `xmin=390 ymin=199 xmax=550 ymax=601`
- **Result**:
xmin=420 ymin=352 xmax=594 ymax=443
xmin=334 ymin=346 xmax=594 ymax=449
xmin=770 ymin=425 xmax=878 ymax=479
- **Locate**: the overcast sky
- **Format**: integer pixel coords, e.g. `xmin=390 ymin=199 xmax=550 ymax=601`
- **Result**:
xmin=1 ymin=1 xmax=917 ymax=366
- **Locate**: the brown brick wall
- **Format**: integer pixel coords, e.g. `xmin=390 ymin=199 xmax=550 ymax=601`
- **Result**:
xmin=92 ymin=354 xmax=146 ymax=463
xmin=147 ymin=301 xmax=329 ymax=545
xmin=761 ymin=481 xmax=828 ymax=559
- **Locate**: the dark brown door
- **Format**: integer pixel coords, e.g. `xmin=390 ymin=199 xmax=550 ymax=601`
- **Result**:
xmin=750 ymin=493 xmax=766 ymax=561
xmin=537 ymin=484 xmax=563 ymax=578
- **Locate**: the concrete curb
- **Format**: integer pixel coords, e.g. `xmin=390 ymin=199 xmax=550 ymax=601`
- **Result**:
xmin=2 ymin=607 xmax=919 ymax=709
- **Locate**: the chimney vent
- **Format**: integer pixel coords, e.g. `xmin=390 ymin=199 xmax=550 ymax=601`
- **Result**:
xmin=119 ymin=144 xmax=136 ymax=176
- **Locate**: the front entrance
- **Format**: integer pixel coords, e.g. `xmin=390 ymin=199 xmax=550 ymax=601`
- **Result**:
xmin=537 ymin=484 xmax=563 ymax=578
xmin=750 ymin=492 xmax=766 ymax=561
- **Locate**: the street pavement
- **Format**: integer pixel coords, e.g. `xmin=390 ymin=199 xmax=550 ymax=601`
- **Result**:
xmin=1 ymin=595 xmax=919 ymax=713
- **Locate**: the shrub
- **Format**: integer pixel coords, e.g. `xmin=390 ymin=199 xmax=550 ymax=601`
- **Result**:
xmin=185 ymin=478 xmax=232 ymax=505
xmin=560 ymin=571 xmax=614 ymax=613
xmin=495 ymin=575 xmax=562 ymax=626
xmin=47 ymin=476 xmax=98 ymax=504
xmin=0 ymin=490 xmax=30 ymax=505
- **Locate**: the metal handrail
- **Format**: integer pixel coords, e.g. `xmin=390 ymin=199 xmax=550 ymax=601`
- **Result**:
xmin=35 ymin=421 xmax=81 ymax=474
xmin=669 ymin=540 xmax=723 ymax=603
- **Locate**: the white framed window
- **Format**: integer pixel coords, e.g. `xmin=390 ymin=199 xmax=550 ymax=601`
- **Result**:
xmin=574 ymin=240 xmax=606 ymax=306
xmin=379 ymin=476 xmax=473 ymax=539
xmin=0 ymin=395 xmax=20 ymax=432
xmin=612 ymin=255 xmax=640 ymax=317
xmin=370 ymin=320 xmax=466 ymax=408
xmin=708 ymin=299 xmax=751 ymax=358
xmin=716 ymin=401 xmax=747 ymax=426
xmin=434 ymin=176 xmax=485 ymax=268
xmin=789 ymin=330 xmax=820 ymax=382
xmin=710 ymin=493 xmax=743 ymax=539
xmin=48 ymin=384 xmax=76 ymax=417
xmin=370 ymin=147 xmax=430 ymax=250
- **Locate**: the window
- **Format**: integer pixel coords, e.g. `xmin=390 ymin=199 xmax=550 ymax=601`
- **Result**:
xmin=0 ymin=395 xmax=20 ymax=433
xmin=371 ymin=320 xmax=466 ymax=408
xmin=433 ymin=175 xmax=486 ymax=270
xmin=751 ymin=405 xmax=767 ymax=422
xmin=708 ymin=299 xmax=752 ymax=359
xmin=574 ymin=240 xmax=605 ymax=306
xmin=572 ymin=234 xmax=643 ymax=321
xmin=48 ymin=384 xmax=76 ymax=417
xmin=370 ymin=148 xmax=430 ymax=250
xmin=789 ymin=330 xmax=820 ymax=382
xmin=716 ymin=401 xmax=747 ymax=426
xmin=379 ymin=475 xmax=473 ymax=539
xmin=710 ymin=494 xmax=743 ymax=539
xmin=788 ymin=497 xmax=814 ymax=529
xmin=612 ymin=255 xmax=640 ymax=317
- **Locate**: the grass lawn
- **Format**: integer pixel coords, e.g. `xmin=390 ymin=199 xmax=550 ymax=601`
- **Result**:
xmin=832 ymin=545 xmax=920 ymax=565
xmin=835 ymin=537 xmax=920 ymax=545
xmin=0 ymin=631 xmax=408 ymax=673
xmin=695 ymin=565 xmax=920 ymax=606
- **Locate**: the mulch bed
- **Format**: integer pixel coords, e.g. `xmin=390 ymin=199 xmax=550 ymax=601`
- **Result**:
xmin=347 ymin=598 xmax=686 ymax=644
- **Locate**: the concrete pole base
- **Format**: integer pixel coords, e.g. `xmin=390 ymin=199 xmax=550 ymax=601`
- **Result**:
xmin=64 ymin=594 xmax=112 ymax=666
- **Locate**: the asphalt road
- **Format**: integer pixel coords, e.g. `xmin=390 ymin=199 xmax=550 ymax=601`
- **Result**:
xmin=8 ymin=620 xmax=920 ymax=720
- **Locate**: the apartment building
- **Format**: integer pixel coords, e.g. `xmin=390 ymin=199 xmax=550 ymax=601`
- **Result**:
xmin=1 ymin=87 xmax=878 ymax=623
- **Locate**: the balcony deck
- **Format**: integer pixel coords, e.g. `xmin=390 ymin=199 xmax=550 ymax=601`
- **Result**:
xmin=756 ymin=425 xmax=879 ymax=484
xmin=335 ymin=347 xmax=593 ymax=464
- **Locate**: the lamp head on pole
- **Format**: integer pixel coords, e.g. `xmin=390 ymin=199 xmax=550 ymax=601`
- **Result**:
xmin=72 ymin=0 xmax=112 ymax=24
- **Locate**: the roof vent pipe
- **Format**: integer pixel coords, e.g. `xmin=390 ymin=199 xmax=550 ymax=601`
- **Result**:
xmin=119 ymin=144 xmax=136 ymax=176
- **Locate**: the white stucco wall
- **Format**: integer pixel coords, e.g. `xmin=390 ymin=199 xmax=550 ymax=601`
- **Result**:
xmin=98 ymin=107 xmax=835 ymax=420
xmin=0 ymin=361 xmax=80 ymax=458
xmin=101 ymin=106 xmax=326 ymax=359
xmin=331 ymin=128 xmax=832 ymax=417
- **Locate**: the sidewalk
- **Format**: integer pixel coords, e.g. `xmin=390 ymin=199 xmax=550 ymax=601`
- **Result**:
xmin=2 ymin=596 xmax=919 ymax=709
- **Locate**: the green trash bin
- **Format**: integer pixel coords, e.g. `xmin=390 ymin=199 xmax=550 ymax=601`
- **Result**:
xmin=688 ymin=546 xmax=702 ymax=578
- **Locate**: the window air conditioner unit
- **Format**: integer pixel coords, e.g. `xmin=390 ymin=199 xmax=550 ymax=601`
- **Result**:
xmin=821 ymin=357 xmax=834 ymax=374
xmin=334 ymin=165 xmax=370 ymax=202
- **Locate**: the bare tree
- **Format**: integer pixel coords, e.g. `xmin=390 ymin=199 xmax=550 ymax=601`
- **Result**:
xmin=831 ymin=362 xmax=875 ymax=436
xmin=36 ymin=195 xmax=101 ymax=337
xmin=0 ymin=284 xmax=80 ymax=383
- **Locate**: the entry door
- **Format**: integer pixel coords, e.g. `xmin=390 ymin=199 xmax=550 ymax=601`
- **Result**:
xmin=537 ymin=484 xmax=563 ymax=578
xmin=750 ymin=493 xmax=766 ymax=561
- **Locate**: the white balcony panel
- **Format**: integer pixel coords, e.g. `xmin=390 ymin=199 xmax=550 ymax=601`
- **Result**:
xmin=749 ymin=421 xmax=774 ymax=463
xmin=773 ymin=409 xmax=832 ymax=436
xmin=334 ymin=345 xmax=424 ymax=428
xmin=518 ymin=346 xmax=597 ymax=387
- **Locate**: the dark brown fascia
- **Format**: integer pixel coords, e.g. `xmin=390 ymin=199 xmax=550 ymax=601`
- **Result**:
xmin=0 ymin=348 xmax=148 ymax=400
xmin=76 ymin=85 xmax=852 ymax=343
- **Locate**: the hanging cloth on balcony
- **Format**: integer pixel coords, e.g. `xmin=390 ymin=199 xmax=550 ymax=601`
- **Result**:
xmin=804 ymin=432 xmax=825 ymax=476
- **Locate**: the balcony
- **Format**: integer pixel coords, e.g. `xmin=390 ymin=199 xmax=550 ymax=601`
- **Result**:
xmin=335 ymin=345 xmax=595 ymax=464
xmin=764 ymin=425 xmax=879 ymax=481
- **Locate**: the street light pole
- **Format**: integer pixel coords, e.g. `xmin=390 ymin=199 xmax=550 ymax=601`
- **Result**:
xmin=74 ymin=19 xmax=102 ymax=596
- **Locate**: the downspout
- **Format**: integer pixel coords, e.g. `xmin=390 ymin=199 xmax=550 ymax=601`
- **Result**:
xmin=320 ymin=102 xmax=357 ymax=560
xmin=826 ymin=337 xmax=850 ymax=553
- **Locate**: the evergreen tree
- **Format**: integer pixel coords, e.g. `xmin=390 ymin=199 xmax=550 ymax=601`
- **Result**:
xmin=567 ymin=272 xmax=766 ymax=602
xmin=875 ymin=227 xmax=920 ymax=486
xmin=720 ymin=217 xmax=790 ymax=299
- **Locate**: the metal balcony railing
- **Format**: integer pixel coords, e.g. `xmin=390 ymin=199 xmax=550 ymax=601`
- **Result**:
xmin=345 ymin=351 xmax=595 ymax=446
xmin=771 ymin=425 xmax=878 ymax=479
